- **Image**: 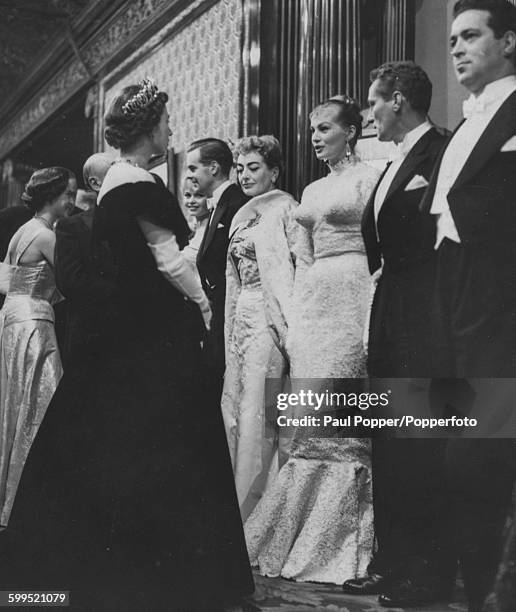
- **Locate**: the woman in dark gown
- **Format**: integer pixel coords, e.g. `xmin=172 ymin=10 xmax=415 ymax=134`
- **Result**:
xmin=0 ymin=79 xmax=253 ymax=611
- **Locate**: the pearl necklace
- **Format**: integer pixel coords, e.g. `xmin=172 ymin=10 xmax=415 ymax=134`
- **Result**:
xmin=112 ymin=157 xmax=139 ymax=167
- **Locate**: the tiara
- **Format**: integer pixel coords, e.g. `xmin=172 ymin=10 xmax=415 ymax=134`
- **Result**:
xmin=122 ymin=78 xmax=160 ymax=116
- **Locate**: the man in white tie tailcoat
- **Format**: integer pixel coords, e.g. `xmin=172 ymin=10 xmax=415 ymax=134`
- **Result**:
xmin=419 ymin=1 xmax=516 ymax=610
xmin=344 ymin=61 xmax=453 ymax=608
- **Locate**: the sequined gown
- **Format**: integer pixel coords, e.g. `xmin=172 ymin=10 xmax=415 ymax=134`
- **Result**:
xmin=0 ymin=219 xmax=62 ymax=527
xmin=222 ymin=189 xmax=298 ymax=522
xmin=244 ymin=160 xmax=380 ymax=584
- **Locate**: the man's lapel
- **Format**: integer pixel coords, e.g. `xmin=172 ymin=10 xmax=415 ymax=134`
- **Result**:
xmin=382 ymin=128 xmax=437 ymax=206
xmin=420 ymin=122 xmax=464 ymax=213
xmin=361 ymin=161 xmax=392 ymax=274
xmin=362 ymin=161 xmax=391 ymax=237
xmin=198 ymin=186 xmax=231 ymax=259
xmin=196 ymin=215 xmax=210 ymax=262
xmin=452 ymin=91 xmax=516 ymax=191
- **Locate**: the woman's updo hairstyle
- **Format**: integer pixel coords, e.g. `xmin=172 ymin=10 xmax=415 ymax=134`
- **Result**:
xmin=21 ymin=167 xmax=75 ymax=213
xmin=104 ymin=78 xmax=168 ymax=150
xmin=310 ymin=95 xmax=363 ymax=151
xmin=233 ymin=135 xmax=284 ymax=179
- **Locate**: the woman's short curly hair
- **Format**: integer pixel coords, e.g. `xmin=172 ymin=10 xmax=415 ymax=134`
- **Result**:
xmin=233 ymin=135 xmax=284 ymax=177
xmin=104 ymin=83 xmax=168 ymax=150
xmin=21 ymin=167 xmax=75 ymax=213
xmin=310 ymin=95 xmax=363 ymax=150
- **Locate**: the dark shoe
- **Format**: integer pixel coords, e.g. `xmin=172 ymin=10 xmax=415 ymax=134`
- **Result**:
xmin=343 ymin=573 xmax=388 ymax=595
xmin=378 ymin=578 xmax=451 ymax=608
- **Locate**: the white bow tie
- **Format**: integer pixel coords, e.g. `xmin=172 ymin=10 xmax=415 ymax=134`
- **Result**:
xmin=462 ymin=95 xmax=487 ymax=119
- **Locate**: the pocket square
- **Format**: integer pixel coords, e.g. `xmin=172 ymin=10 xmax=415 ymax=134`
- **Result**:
xmin=405 ymin=174 xmax=429 ymax=191
xmin=217 ymin=223 xmax=225 ymax=229
xmin=501 ymin=135 xmax=516 ymax=152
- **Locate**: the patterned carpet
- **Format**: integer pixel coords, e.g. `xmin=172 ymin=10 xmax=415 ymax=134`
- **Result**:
xmin=244 ymin=573 xmax=468 ymax=612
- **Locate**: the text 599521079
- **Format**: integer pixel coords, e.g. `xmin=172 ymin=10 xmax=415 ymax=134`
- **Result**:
xmin=0 ymin=592 xmax=69 ymax=607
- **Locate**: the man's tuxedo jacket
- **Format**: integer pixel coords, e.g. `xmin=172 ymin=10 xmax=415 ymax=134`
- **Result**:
xmin=362 ymin=127 xmax=448 ymax=376
xmin=196 ymin=183 xmax=248 ymax=373
xmin=421 ymin=92 xmax=516 ymax=245
xmin=55 ymin=207 xmax=117 ymax=365
xmin=420 ymin=91 xmax=516 ymax=377
xmin=196 ymin=183 xmax=249 ymax=295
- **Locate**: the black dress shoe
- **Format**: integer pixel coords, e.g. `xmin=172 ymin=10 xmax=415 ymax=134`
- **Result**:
xmin=342 ymin=573 xmax=388 ymax=595
xmin=378 ymin=578 xmax=451 ymax=608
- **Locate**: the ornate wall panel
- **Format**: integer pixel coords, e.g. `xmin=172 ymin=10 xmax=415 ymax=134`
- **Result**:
xmin=102 ymin=0 xmax=242 ymax=154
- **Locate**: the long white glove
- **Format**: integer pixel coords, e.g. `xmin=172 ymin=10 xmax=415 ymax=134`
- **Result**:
xmin=147 ymin=235 xmax=212 ymax=330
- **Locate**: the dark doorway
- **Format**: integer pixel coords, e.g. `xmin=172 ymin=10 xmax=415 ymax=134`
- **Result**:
xmin=10 ymin=88 xmax=93 ymax=190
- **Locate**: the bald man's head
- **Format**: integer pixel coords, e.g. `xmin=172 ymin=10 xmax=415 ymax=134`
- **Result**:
xmin=83 ymin=152 xmax=114 ymax=192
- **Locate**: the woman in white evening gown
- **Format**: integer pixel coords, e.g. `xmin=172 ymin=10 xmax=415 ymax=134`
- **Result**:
xmin=245 ymin=96 xmax=381 ymax=584
xmin=222 ymin=135 xmax=298 ymax=522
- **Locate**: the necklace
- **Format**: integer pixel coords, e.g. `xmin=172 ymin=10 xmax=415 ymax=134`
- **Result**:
xmin=327 ymin=155 xmax=359 ymax=174
xmin=34 ymin=214 xmax=54 ymax=231
xmin=112 ymin=157 xmax=139 ymax=167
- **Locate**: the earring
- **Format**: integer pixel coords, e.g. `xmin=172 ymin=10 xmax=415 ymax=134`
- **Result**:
xmin=345 ymin=140 xmax=352 ymax=159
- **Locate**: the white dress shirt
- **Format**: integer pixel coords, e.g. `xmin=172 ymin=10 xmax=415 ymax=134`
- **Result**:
xmin=374 ymin=121 xmax=433 ymax=224
xmin=430 ymin=75 xmax=516 ymax=248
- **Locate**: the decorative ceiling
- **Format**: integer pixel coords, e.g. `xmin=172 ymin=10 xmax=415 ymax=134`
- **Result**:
xmin=0 ymin=0 xmax=90 ymax=96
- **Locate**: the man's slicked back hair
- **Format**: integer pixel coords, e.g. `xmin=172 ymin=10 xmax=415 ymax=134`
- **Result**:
xmin=453 ymin=0 xmax=516 ymax=39
xmin=187 ymin=138 xmax=233 ymax=176
xmin=370 ymin=61 xmax=433 ymax=115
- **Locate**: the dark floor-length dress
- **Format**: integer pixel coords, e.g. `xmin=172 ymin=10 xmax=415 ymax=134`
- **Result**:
xmin=0 ymin=175 xmax=253 ymax=611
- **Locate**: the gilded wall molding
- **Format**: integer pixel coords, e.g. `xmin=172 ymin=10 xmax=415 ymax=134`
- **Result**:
xmin=0 ymin=60 xmax=90 ymax=160
xmin=0 ymin=0 xmax=218 ymax=160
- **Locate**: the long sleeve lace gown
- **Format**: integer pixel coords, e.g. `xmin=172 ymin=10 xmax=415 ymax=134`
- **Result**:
xmin=0 ymin=219 xmax=62 ymax=528
xmin=0 ymin=165 xmax=253 ymax=611
xmin=244 ymin=160 xmax=381 ymax=584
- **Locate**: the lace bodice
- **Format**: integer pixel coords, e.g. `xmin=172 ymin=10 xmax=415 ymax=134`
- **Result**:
xmin=295 ymin=161 xmax=381 ymax=261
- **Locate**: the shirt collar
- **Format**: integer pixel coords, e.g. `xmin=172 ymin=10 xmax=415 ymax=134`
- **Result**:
xmin=389 ymin=120 xmax=433 ymax=162
xmin=463 ymin=75 xmax=516 ymax=118
xmin=210 ymin=180 xmax=232 ymax=209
